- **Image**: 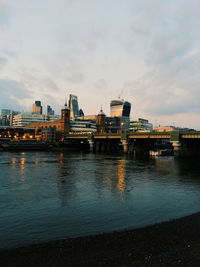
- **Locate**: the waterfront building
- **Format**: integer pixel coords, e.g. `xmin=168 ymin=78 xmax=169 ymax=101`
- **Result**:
xmin=9 ymin=111 xmax=20 ymax=126
xmin=12 ymin=113 xmax=60 ymax=127
xmin=13 ymin=113 xmax=49 ymax=127
xmin=105 ymin=117 xmax=121 ymax=133
xmin=32 ymin=101 xmax=43 ymax=114
xmin=70 ymin=120 xmax=97 ymax=133
xmin=76 ymin=115 xmax=97 ymax=121
xmin=129 ymin=118 xmax=153 ymax=132
xmin=26 ymin=103 xmax=70 ymax=140
xmin=96 ymin=108 xmax=106 ymax=133
xmin=153 ymin=126 xmax=193 ymax=132
xmin=0 ymin=126 xmax=35 ymax=140
xmin=41 ymin=127 xmax=56 ymax=143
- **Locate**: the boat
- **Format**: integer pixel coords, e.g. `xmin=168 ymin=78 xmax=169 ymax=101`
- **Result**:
xmin=149 ymin=149 xmax=172 ymax=157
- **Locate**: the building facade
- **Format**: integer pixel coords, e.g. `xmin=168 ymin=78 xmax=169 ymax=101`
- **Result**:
xmin=47 ymin=105 xmax=55 ymax=116
xmin=27 ymin=104 xmax=70 ymax=140
xmin=110 ymin=99 xmax=131 ymax=118
xmin=109 ymin=99 xmax=131 ymax=133
xmin=13 ymin=113 xmax=46 ymax=127
xmin=32 ymin=101 xmax=43 ymax=114
xmin=69 ymin=94 xmax=79 ymax=119
xmin=129 ymin=118 xmax=153 ymax=132
xmin=0 ymin=109 xmax=20 ymax=126
xmin=70 ymin=120 xmax=97 ymax=133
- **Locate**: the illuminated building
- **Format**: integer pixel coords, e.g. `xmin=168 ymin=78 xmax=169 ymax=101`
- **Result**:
xmin=77 ymin=115 xmax=97 ymax=121
xmin=70 ymin=120 xmax=97 ymax=133
xmin=27 ymin=103 xmax=70 ymax=139
xmin=105 ymin=117 xmax=121 ymax=133
xmin=13 ymin=113 xmax=60 ymax=127
xmin=109 ymin=99 xmax=131 ymax=133
xmin=0 ymin=126 xmax=35 ymax=140
xmin=153 ymin=126 xmax=192 ymax=132
xmin=129 ymin=118 xmax=153 ymax=132
xmin=110 ymin=99 xmax=131 ymax=118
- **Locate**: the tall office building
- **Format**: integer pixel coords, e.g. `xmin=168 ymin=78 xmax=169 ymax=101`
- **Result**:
xmin=32 ymin=101 xmax=43 ymax=114
xmin=0 ymin=109 xmax=12 ymax=126
xmin=110 ymin=99 xmax=131 ymax=118
xmin=68 ymin=94 xmax=79 ymax=119
xmin=47 ymin=105 xmax=55 ymax=116
xmin=79 ymin=108 xmax=84 ymax=117
xmin=109 ymin=99 xmax=131 ymax=133
xmin=0 ymin=109 xmax=11 ymax=116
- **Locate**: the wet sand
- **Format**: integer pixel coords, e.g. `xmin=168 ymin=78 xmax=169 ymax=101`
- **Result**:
xmin=1 ymin=212 xmax=200 ymax=266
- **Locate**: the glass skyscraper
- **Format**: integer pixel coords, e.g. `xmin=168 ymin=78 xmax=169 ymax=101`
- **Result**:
xmin=109 ymin=99 xmax=131 ymax=133
xmin=47 ymin=105 xmax=55 ymax=116
xmin=69 ymin=94 xmax=79 ymax=119
xmin=110 ymin=99 xmax=131 ymax=118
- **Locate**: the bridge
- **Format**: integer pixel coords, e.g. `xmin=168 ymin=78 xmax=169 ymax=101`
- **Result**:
xmin=64 ymin=131 xmax=200 ymax=156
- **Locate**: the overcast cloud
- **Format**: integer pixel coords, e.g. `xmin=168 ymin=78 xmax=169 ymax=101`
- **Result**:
xmin=0 ymin=0 xmax=200 ymax=128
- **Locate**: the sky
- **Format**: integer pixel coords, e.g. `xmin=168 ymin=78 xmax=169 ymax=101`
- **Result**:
xmin=0 ymin=0 xmax=200 ymax=129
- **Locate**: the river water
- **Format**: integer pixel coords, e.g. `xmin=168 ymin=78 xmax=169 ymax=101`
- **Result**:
xmin=1 ymin=151 xmax=200 ymax=250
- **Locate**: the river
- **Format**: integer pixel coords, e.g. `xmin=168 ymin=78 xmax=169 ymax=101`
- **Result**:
xmin=1 ymin=151 xmax=200 ymax=250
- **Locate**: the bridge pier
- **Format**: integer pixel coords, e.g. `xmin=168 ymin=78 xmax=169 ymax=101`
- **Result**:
xmin=95 ymin=141 xmax=100 ymax=152
xmin=171 ymin=141 xmax=182 ymax=157
xmin=88 ymin=140 xmax=94 ymax=152
xmin=121 ymin=140 xmax=128 ymax=153
xmin=171 ymin=140 xmax=200 ymax=157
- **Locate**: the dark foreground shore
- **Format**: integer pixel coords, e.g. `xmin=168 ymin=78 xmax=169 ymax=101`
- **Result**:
xmin=1 ymin=213 xmax=200 ymax=267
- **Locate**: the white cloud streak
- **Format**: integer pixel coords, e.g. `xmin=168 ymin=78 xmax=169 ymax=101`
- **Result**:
xmin=0 ymin=0 xmax=200 ymax=128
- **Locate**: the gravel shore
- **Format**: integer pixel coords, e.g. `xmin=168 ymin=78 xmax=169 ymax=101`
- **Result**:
xmin=1 ymin=212 xmax=200 ymax=266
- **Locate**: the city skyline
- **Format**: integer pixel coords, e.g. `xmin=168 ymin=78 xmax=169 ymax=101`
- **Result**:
xmin=0 ymin=0 xmax=200 ymax=129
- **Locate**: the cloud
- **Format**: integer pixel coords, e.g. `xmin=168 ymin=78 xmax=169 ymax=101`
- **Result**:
xmin=0 ymin=1 xmax=9 ymax=29
xmin=0 ymin=57 xmax=7 ymax=67
xmin=0 ymin=79 xmax=31 ymax=109
xmin=122 ymin=0 xmax=200 ymax=120
xmin=0 ymin=0 xmax=200 ymax=128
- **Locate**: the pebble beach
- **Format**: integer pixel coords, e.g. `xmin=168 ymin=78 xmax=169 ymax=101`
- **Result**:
xmin=1 ymin=212 xmax=200 ymax=266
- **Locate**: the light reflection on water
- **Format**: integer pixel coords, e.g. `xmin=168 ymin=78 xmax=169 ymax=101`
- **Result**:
xmin=1 ymin=151 xmax=200 ymax=249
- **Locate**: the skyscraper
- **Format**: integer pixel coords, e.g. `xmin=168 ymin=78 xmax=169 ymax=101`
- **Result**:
xmin=0 ymin=109 xmax=12 ymax=126
xmin=110 ymin=99 xmax=131 ymax=133
xmin=32 ymin=101 xmax=43 ymax=114
xmin=68 ymin=94 xmax=79 ymax=119
xmin=110 ymin=99 xmax=131 ymax=118
xmin=47 ymin=105 xmax=55 ymax=116
xmin=0 ymin=109 xmax=11 ymax=116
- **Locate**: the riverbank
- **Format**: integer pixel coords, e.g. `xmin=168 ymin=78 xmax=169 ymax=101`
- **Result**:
xmin=1 ymin=212 xmax=200 ymax=266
